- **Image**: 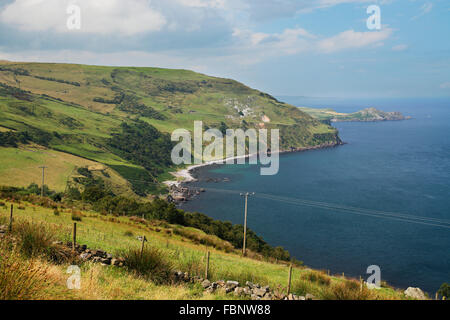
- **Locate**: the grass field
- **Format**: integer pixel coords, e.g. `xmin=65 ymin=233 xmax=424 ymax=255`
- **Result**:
xmin=0 ymin=145 xmax=135 ymax=196
xmin=0 ymin=199 xmax=410 ymax=300
xmin=0 ymin=61 xmax=341 ymax=197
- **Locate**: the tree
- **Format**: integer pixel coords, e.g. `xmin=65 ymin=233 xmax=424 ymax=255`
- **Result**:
xmin=438 ymin=283 xmax=450 ymax=299
xmin=82 ymin=185 xmax=107 ymax=203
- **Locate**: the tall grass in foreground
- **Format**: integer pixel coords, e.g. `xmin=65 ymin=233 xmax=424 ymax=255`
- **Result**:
xmin=0 ymin=240 xmax=55 ymax=300
xmin=292 ymin=270 xmax=377 ymax=300
xmin=12 ymin=220 xmax=75 ymax=264
xmin=120 ymin=246 xmax=173 ymax=285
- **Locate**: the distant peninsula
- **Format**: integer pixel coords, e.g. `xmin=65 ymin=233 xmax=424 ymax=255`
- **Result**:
xmin=299 ymin=107 xmax=411 ymax=123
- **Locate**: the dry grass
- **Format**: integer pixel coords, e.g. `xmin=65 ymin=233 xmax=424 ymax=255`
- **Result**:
xmin=172 ymin=227 xmax=234 ymax=253
xmin=121 ymin=245 xmax=174 ymax=285
xmin=299 ymin=270 xmax=331 ymax=287
xmin=71 ymin=212 xmax=83 ymax=221
xmin=322 ymin=279 xmax=374 ymax=300
xmin=0 ymin=240 xmax=73 ymax=300
xmin=11 ymin=219 xmax=76 ymax=264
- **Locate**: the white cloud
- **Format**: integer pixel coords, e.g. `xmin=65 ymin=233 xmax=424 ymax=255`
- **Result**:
xmin=392 ymin=44 xmax=408 ymax=51
xmin=0 ymin=0 xmax=394 ymax=68
xmin=317 ymin=28 xmax=392 ymax=53
xmin=0 ymin=0 xmax=167 ymax=35
xmin=227 ymin=26 xmax=393 ymax=66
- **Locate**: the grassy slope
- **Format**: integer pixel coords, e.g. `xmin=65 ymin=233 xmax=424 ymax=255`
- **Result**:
xmin=0 ymin=200 xmax=408 ymax=300
xmin=0 ymin=145 xmax=136 ymax=196
xmin=298 ymin=107 xmax=348 ymax=121
xmin=0 ymin=61 xmax=339 ymax=195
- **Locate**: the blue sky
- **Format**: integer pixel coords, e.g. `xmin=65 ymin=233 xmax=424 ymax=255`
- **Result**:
xmin=0 ymin=0 xmax=449 ymax=98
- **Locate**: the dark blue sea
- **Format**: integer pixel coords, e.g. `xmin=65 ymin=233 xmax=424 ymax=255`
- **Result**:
xmin=181 ymin=97 xmax=450 ymax=294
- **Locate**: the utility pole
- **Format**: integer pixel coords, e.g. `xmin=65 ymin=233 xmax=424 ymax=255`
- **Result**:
xmin=38 ymin=166 xmax=48 ymax=197
xmin=240 ymin=192 xmax=254 ymax=257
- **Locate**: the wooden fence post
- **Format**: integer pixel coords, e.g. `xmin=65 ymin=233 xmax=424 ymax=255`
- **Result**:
xmin=287 ymin=265 xmax=293 ymax=295
xmin=72 ymin=223 xmax=77 ymax=251
xmin=9 ymin=204 xmax=13 ymax=232
xmin=205 ymin=251 xmax=210 ymax=280
xmin=140 ymin=236 xmax=146 ymax=259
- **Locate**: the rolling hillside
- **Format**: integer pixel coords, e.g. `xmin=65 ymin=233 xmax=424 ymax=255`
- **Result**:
xmin=0 ymin=61 xmax=340 ymax=196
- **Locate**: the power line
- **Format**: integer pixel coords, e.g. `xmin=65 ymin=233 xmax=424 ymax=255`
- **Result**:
xmin=196 ymin=187 xmax=450 ymax=230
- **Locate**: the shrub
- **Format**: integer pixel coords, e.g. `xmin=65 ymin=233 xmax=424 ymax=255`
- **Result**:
xmin=121 ymin=246 xmax=173 ymax=284
xmin=53 ymin=209 xmax=60 ymax=216
xmin=14 ymin=221 xmax=55 ymax=258
xmin=71 ymin=212 xmax=82 ymax=221
xmin=124 ymin=230 xmax=134 ymax=237
xmin=300 ymin=270 xmax=331 ymax=286
xmin=438 ymin=283 xmax=450 ymax=299
xmin=322 ymin=280 xmax=374 ymax=300
xmin=12 ymin=220 xmax=73 ymax=264
xmin=292 ymin=279 xmax=315 ymax=296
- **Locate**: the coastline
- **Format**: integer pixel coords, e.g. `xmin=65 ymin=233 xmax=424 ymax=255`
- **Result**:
xmin=164 ymin=140 xmax=343 ymax=189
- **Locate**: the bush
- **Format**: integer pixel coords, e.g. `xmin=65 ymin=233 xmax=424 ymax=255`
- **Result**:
xmin=121 ymin=246 xmax=173 ymax=284
xmin=53 ymin=209 xmax=60 ymax=216
xmin=438 ymin=283 xmax=450 ymax=299
xmin=124 ymin=230 xmax=134 ymax=237
xmin=300 ymin=270 xmax=331 ymax=286
xmin=71 ymin=212 xmax=82 ymax=221
xmin=322 ymin=280 xmax=373 ymax=300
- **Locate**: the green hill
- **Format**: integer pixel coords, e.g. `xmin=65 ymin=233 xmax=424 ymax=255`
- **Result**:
xmin=0 ymin=61 xmax=340 ymax=196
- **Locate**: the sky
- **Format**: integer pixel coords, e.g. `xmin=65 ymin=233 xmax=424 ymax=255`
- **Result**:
xmin=0 ymin=0 xmax=449 ymax=98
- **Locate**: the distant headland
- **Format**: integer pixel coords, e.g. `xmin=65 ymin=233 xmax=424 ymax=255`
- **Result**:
xmin=299 ymin=106 xmax=411 ymax=123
